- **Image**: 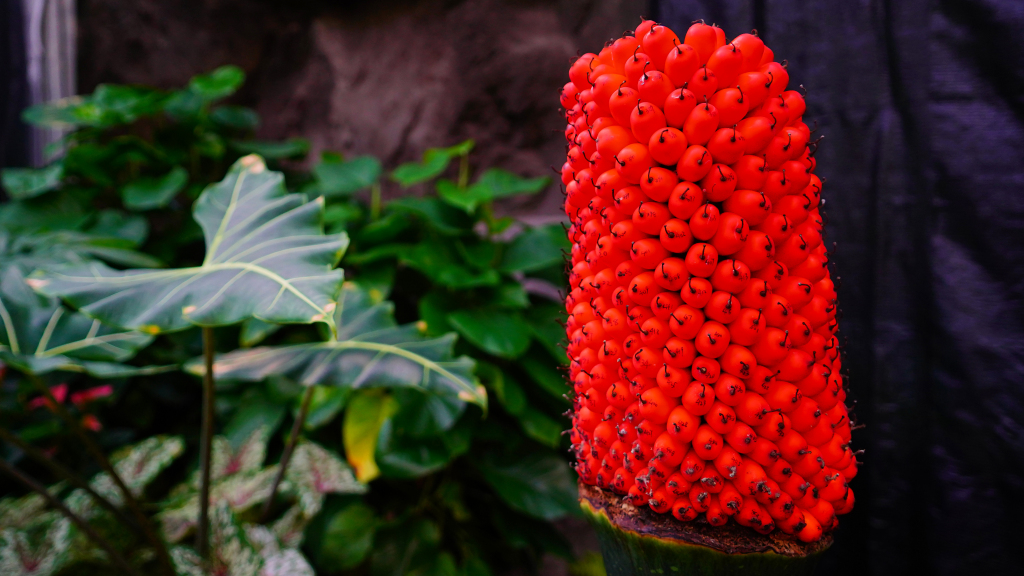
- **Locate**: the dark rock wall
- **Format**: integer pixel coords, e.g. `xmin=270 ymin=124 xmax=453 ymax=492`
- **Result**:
xmin=77 ymin=0 xmax=649 ymax=218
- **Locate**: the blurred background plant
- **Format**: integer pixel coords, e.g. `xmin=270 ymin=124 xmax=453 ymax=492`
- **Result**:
xmin=0 ymin=66 xmax=594 ymax=576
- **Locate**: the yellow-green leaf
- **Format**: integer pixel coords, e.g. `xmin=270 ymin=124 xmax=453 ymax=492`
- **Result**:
xmin=343 ymin=390 xmax=397 ymax=483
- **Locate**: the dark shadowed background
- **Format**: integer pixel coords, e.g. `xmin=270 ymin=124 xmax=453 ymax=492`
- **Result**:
xmin=3 ymin=1 xmax=1023 ymax=575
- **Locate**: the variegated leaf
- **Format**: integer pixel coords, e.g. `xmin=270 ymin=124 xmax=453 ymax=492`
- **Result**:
xmin=285 ymin=440 xmax=365 ymax=518
xmin=242 ymin=525 xmax=315 ymax=576
xmin=216 ymin=467 xmax=279 ymax=512
xmin=158 ymin=503 xmax=198 ymax=544
xmin=269 ymin=506 xmax=307 ymax=550
xmin=158 ymin=467 xmax=278 ymax=543
xmin=208 ymin=503 xmax=263 ymax=576
xmin=243 ymin=524 xmax=279 ymax=556
xmin=170 ymin=546 xmax=205 ymax=576
xmin=0 ymin=514 xmax=71 ymax=576
xmin=261 ymin=549 xmax=314 ymax=576
xmin=30 ymin=155 xmax=348 ymax=335
xmin=92 ymin=435 xmax=185 ymax=504
xmin=191 ymin=426 xmax=268 ymax=487
xmin=0 ymin=493 xmax=46 ymax=531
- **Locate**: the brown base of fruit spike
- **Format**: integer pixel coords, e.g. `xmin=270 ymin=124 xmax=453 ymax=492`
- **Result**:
xmin=580 ymin=482 xmax=831 ymax=576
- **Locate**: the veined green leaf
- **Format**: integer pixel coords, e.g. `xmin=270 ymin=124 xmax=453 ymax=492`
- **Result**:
xmin=0 ymin=266 xmax=156 ymax=377
xmin=184 ymin=283 xmax=487 ymax=408
xmin=30 ymin=155 xmax=348 ymax=334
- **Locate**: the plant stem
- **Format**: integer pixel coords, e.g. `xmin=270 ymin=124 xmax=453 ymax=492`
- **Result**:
xmin=458 ymin=153 xmax=470 ymax=189
xmin=260 ymin=384 xmax=316 ymax=522
xmin=0 ymin=426 xmax=135 ymax=529
xmin=370 ymin=182 xmax=382 ymax=221
xmin=0 ymin=458 xmax=145 ymax=576
xmin=196 ymin=326 xmax=216 ymax=559
xmin=27 ymin=376 xmax=174 ymax=576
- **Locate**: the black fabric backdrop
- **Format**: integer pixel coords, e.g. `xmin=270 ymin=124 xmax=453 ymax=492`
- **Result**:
xmin=650 ymin=1 xmax=1024 ymax=574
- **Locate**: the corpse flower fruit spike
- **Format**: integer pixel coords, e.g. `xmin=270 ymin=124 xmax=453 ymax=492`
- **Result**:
xmin=564 ymin=20 xmax=854 ymax=545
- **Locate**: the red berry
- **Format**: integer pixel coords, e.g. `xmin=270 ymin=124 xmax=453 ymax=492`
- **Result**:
xmin=676 ymin=145 xmax=714 ymax=182
xmin=648 ymin=127 xmax=688 ymax=165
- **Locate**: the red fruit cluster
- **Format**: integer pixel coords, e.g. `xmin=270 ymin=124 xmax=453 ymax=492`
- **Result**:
xmin=562 ymin=20 xmax=856 ymax=543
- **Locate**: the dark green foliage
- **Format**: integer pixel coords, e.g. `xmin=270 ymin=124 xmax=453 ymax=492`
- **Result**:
xmin=0 ymin=66 xmax=575 ymax=575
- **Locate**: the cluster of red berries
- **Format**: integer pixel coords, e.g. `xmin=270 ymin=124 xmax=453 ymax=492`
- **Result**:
xmin=562 ymin=20 xmax=856 ymax=544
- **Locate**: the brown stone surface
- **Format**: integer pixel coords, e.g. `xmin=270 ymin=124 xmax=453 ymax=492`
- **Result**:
xmin=579 ymin=481 xmax=833 ymax=557
xmin=77 ymin=0 xmax=649 ymax=219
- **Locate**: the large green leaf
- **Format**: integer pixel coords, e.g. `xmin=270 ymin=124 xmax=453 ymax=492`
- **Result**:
xmin=387 ymin=197 xmax=473 ymax=236
xmin=230 ymin=138 xmax=310 ymax=160
xmin=400 ymin=241 xmax=500 ymax=289
xmin=316 ymin=503 xmax=378 ymax=570
xmin=22 ymin=84 xmax=166 ymax=128
xmin=211 ymin=105 xmax=260 ymax=130
xmin=499 ymin=224 xmax=569 ymax=273
xmin=369 ymin=517 xmax=441 ymax=576
xmin=474 ymin=168 xmax=549 ymax=198
xmin=0 ymin=266 xmax=156 ymax=376
xmin=188 ymin=65 xmax=245 ymax=101
xmin=390 ymin=140 xmax=474 ymax=187
xmin=184 ymin=283 xmax=487 ymax=408
xmin=476 ymin=451 xmax=578 ymax=520
xmin=314 ymin=155 xmax=382 ymax=197
xmin=447 ymin=309 xmax=532 ymax=359
xmin=121 ymin=166 xmax=188 ymax=210
xmin=436 ymin=179 xmax=492 ymax=213
xmin=30 ymin=155 xmax=348 ymax=334
xmin=1 ymin=163 xmax=64 ymax=200
xmin=302 ymin=386 xmax=349 ymax=430
xmin=1 ymin=229 xmax=163 ymax=272
xmin=375 ymin=417 xmax=473 ymax=479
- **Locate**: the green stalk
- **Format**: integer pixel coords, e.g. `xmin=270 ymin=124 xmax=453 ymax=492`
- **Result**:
xmin=259 ymin=384 xmax=316 ymax=522
xmin=27 ymin=376 xmax=174 ymax=576
xmin=579 ymin=483 xmax=830 ymax=576
xmin=196 ymin=327 xmax=216 ymax=558
xmin=0 ymin=426 xmax=135 ymax=529
xmin=0 ymin=458 xmax=145 ymax=576
xmin=370 ymin=182 xmax=382 ymax=221
xmin=458 ymin=153 xmax=470 ymax=189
